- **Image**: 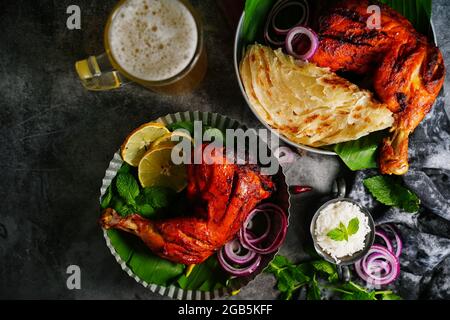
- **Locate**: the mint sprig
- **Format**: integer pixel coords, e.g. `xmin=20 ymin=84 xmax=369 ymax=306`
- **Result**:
xmin=116 ymin=172 xmax=140 ymax=205
xmin=101 ymin=164 xmax=176 ymax=218
xmin=266 ymin=255 xmax=402 ymax=300
xmin=363 ymin=175 xmax=420 ymax=213
xmin=327 ymin=218 xmax=359 ymax=242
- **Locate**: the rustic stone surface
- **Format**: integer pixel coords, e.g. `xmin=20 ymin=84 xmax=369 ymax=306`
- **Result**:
xmin=0 ymin=0 xmax=448 ymax=299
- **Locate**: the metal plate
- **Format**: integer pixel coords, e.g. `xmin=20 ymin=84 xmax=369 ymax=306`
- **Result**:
xmin=233 ymin=11 xmax=440 ymax=156
xmin=99 ymin=111 xmax=291 ymax=300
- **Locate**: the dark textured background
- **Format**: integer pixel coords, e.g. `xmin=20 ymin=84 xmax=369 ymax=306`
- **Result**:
xmin=0 ymin=0 xmax=448 ymax=299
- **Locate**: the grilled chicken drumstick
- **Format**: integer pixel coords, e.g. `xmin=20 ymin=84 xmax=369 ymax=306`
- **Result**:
xmin=311 ymin=0 xmax=445 ymax=175
xmin=100 ymin=146 xmax=274 ymax=264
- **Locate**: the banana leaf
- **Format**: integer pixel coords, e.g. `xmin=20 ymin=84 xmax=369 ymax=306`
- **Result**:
xmin=107 ymin=229 xmax=230 ymax=291
xmin=380 ymin=0 xmax=432 ymax=34
xmin=107 ymin=229 xmax=185 ymax=286
xmin=176 ymin=256 xmax=230 ymax=291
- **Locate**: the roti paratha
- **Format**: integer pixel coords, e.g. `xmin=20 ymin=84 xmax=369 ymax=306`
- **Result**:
xmin=239 ymin=44 xmax=394 ymax=147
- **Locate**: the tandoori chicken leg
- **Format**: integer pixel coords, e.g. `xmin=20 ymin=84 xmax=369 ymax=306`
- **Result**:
xmin=311 ymin=0 xmax=445 ymax=175
xmin=100 ymin=146 xmax=274 ymax=264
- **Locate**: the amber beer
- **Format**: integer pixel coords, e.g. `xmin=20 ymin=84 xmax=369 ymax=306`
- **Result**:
xmin=76 ymin=0 xmax=207 ymax=94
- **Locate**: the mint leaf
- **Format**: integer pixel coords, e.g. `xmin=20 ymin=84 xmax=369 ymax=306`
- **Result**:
xmin=273 ymin=255 xmax=292 ymax=267
xmin=112 ymin=198 xmax=134 ymax=217
xmin=100 ymin=186 xmax=113 ymax=209
xmin=339 ymin=222 xmax=348 ymax=241
xmin=136 ymin=204 xmax=155 ymax=218
xmin=141 ymin=187 xmax=175 ymax=209
xmin=347 ymin=218 xmax=359 ymax=236
xmin=266 ymin=256 xmax=310 ymax=300
xmin=342 ymin=291 xmax=376 ymax=300
xmin=167 ymin=121 xmax=195 ymax=136
xmin=327 ymin=228 xmax=346 ymax=241
xmin=380 ymin=293 xmax=402 ymax=300
xmin=111 ymin=197 xmax=124 ymax=215
xmin=311 ymin=260 xmax=337 ymax=282
xmin=291 ymin=267 xmax=310 ymax=285
xmin=363 ymin=176 xmax=420 ymax=213
xmin=117 ymin=163 xmax=131 ymax=175
xmin=116 ymin=173 xmax=140 ymax=205
xmin=276 ymin=270 xmax=294 ymax=292
xmin=266 ymin=255 xmax=294 ymax=276
xmin=306 ymin=275 xmax=321 ymax=300
xmin=338 ymin=282 xmax=380 ymax=300
xmin=328 ymin=221 xmax=354 ymax=241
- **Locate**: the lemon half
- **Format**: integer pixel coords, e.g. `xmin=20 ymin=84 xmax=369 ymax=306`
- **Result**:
xmin=121 ymin=122 xmax=169 ymax=167
xmin=151 ymin=131 xmax=194 ymax=150
xmin=138 ymin=146 xmax=187 ymax=192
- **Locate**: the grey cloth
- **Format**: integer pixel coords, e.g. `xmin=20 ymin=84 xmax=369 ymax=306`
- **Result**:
xmin=347 ymin=94 xmax=450 ymax=300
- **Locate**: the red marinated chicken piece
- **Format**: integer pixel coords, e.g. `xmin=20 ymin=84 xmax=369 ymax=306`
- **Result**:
xmin=311 ymin=0 xmax=445 ymax=175
xmin=100 ymin=146 xmax=274 ymax=264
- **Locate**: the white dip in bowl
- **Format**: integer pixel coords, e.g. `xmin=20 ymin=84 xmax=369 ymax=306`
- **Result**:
xmin=314 ymin=201 xmax=371 ymax=264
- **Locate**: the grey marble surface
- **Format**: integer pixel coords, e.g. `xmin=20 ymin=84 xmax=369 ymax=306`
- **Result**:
xmin=0 ymin=0 xmax=448 ymax=299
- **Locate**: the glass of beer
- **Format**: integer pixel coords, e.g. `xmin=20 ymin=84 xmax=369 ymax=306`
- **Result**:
xmin=75 ymin=0 xmax=207 ymax=94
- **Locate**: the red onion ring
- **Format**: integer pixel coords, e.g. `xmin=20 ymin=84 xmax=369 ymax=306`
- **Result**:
xmin=218 ymin=203 xmax=287 ymax=277
xmin=365 ymin=253 xmax=392 ymax=278
xmin=217 ymin=248 xmax=262 ymax=277
xmin=271 ymin=1 xmax=309 ymax=35
xmin=223 ymin=238 xmax=257 ymax=264
xmin=379 ymin=224 xmax=403 ymax=258
xmin=264 ymin=0 xmax=289 ymax=46
xmin=375 ymin=230 xmax=394 ymax=253
xmin=355 ymin=245 xmax=400 ymax=285
xmin=239 ymin=203 xmax=288 ymax=254
xmin=285 ymin=26 xmax=319 ymax=60
xmin=244 ymin=211 xmax=272 ymax=244
xmin=368 ymin=259 xmax=391 ymax=276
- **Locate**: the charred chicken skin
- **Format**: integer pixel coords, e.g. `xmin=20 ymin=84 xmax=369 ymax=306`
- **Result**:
xmin=100 ymin=146 xmax=274 ymax=265
xmin=311 ymin=0 xmax=445 ymax=175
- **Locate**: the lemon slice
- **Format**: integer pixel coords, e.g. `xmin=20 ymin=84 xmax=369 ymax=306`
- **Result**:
xmin=151 ymin=131 xmax=194 ymax=149
xmin=121 ymin=122 xmax=170 ymax=167
xmin=138 ymin=146 xmax=187 ymax=192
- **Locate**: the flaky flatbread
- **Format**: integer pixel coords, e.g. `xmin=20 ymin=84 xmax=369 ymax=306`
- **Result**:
xmin=239 ymin=44 xmax=394 ymax=147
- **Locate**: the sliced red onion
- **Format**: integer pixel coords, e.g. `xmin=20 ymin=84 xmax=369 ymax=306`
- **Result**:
xmin=217 ymin=248 xmax=261 ymax=277
xmin=264 ymin=0 xmax=288 ymax=46
xmin=375 ymin=230 xmax=394 ymax=253
xmin=264 ymin=21 xmax=285 ymax=47
xmin=253 ymin=202 xmax=284 ymax=212
xmin=239 ymin=203 xmax=288 ymax=254
xmin=355 ymin=245 xmax=400 ymax=286
xmin=379 ymin=224 xmax=403 ymax=258
xmin=285 ymin=26 xmax=319 ymax=60
xmin=223 ymin=238 xmax=257 ymax=264
xmin=218 ymin=202 xmax=287 ymax=277
xmin=245 ymin=212 xmax=272 ymax=244
xmin=368 ymin=259 xmax=391 ymax=276
xmin=365 ymin=253 xmax=392 ymax=278
xmin=271 ymin=0 xmax=309 ymax=35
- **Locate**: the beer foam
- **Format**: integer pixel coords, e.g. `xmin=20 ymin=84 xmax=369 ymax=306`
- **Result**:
xmin=108 ymin=0 xmax=198 ymax=82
